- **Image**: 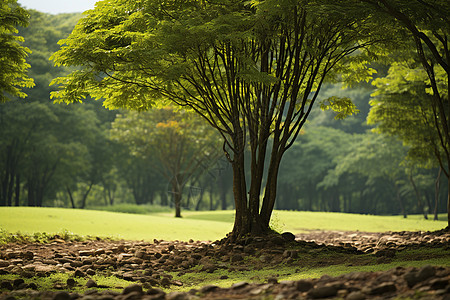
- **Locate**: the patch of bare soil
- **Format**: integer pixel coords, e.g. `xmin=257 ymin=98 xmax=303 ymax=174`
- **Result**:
xmin=0 ymin=229 xmax=449 ymax=299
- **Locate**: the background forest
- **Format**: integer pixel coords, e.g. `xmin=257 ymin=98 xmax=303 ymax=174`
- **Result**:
xmin=0 ymin=9 xmax=448 ymax=220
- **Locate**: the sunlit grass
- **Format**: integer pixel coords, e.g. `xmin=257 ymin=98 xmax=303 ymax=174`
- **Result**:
xmin=181 ymin=210 xmax=447 ymax=233
xmin=0 ymin=207 xmax=447 ymax=243
xmin=0 ymin=207 xmax=232 ymax=242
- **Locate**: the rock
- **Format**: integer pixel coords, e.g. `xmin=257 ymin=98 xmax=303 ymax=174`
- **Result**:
xmin=66 ymin=278 xmax=76 ymax=288
xmin=0 ymin=260 xmax=9 ymax=267
xmin=230 ymin=254 xmax=244 ymax=263
xmin=346 ymin=291 xmax=365 ymax=300
xmin=166 ymin=292 xmax=189 ymax=300
xmin=308 ymin=285 xmax=338 ymax=299
xmin=12 ymin=278 xmax=24 ymax=289
xmin=21 ymin=251 xmax=34 ymax=260
xmin=417 ymin=265 xmax=436 ymax=281
xmin=430 ymin=278 xmax=449 ymax=290
xmin=369 ymin=282 xmax=397 ymax=295
xmin=199 ymin=285 xmax=219 ymax=293
xmin=232 ymin=281 xmax=249 ymax=289
xmin=122 ymin=291 xmax=143 ymax=300
xmin=52 ymin=291 xmax=71 ymax=300
xmin=270 ymin=235 xmax=286 ymax=246
xmin=123 ymin=284 xmax=143 ymax=295
xmin=296 ymin=280 xmax=313 ymax=292
xmin=94 ymin=249 xmax=105 ymax=256
xmin=0 ymin=280 xmax=13 ymax=291
xmin=160 ymin=277 xmax=171 ymax=287
xmin=79 ymin=250 xmax=94 ymax=256
xmin=374 ymin=249 xmax=396 ymax=258
xmin=86 ymin=279 xmax=98 ymax=288
xmin=86 ymin=268 xmax=96 ymax=276
xmin=267 ymin=277 xmax=278 ymax=284
xmin=74 ymin=269 xmax=85 ymax=277
xmin=28 ymin=282 xmax=38 ymax=290
xmin=281 ymin=232 xmax=296 ymax=241
xmin=404 ymin=270 xmax=421 ymax=287
xmin=5 ymin=252 xmax=20 ymax=259
xmin=147 ymin=287 xmax=166 ymax=296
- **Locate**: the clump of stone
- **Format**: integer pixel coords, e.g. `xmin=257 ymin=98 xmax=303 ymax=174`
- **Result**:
xmin=0 ymin=229 xmax=448 ymax=299
xmin=0 ymin=265 xmax=449 ymax=299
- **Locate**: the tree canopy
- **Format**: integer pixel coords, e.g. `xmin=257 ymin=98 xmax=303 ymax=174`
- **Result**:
xmin=50 ymin=0 xmax=381 ymax=238
xmin=0 ymin=0 xmax=34 ymax=102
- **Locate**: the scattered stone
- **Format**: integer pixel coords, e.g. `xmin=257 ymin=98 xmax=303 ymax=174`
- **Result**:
xmin=231 ymin=281 xmax=249 ymax=289
xmin=1 ymin=280 xmax=13 ymax=291
xmin=52 ymin=291 xmax=71 ymax=300
xmin=74 ymin=269 xmax=85 ymax=277
xmin=296 ymin=280 xmax=313 ymax=292
xmin=281 ymin=232 xmax=296 ymax=241
xmin=66 ymin=278 xmax=76 ymax=288
xmin=122 ymin=284 xmax=142 ymax=295
xmin=346 ymin=291 xmax=365 ymax=300
xmin=199 ymin=285 xmax=219 ymax=293
xmin=85 ymin=279 xmax=98 ymax=288
xmin=230 ymin=254 xmax=243 ymax=263
xmin=0 ymin=230 xmax=448 ymax=300
xmin=166 ymin=292 xmax=190 ymax=300
xmin=12 ymin=278 xmax=24 ymax=289
xmin=369 ymin=282 xmax=397 ymax=295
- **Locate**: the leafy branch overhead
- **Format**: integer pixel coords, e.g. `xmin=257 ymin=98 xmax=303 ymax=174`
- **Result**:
xmin=320 ymin=96 xmax=360 ymax=120
xmin=0 ymin=0 xmax=34 ymax=102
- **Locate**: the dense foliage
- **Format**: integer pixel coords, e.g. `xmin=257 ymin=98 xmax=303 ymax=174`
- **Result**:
xmin=0 ymin=1 xmax=448 ymax=230
xmin=0 ymin=0 xmax=34 ymax=102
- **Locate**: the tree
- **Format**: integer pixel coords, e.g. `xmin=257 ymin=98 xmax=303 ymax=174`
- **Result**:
xmin=111 ymin=106 xmax=221 ymax=217
xmin=368 ymin=61 xmax=448 ymax=222
xmin=353 ymin=0 xmax=449 ymax=227
xmin=0 ymin=0 xmax=34 ymax=101
xmin=51 ymin=0 xmax=378 ymax=238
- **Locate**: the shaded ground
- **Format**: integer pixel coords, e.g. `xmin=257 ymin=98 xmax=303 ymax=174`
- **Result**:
xmin=0 ymin=229 xmax=449 ymax=299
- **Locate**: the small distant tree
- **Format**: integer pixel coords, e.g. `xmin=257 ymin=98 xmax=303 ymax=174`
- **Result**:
xmin=111 ymin=107 xmax=221 ymax=217
xmin=0 ymin=0 xmax=34 ymax=102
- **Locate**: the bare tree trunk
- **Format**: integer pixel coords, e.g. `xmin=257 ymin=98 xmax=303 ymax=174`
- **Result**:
xmin=79 ymin=183 xmax=94 ymax=209
xmin=66 ymin=187 xmax=76 ymax=209
xmin=409 ymin=172 xmax=427 ymax=220
xmin=434 ymin=167 xmax=441 ymax=220
xmin=172 ymin=178 xmax=182 ymax=218
xmin=394 ymin=183 xmax=407 ymax=218
xmin=14 ymin=174 xmax=20 ymax=206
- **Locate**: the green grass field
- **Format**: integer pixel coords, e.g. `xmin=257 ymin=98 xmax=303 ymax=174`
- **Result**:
xmin=0 ymin=207 xmax=447 ymax=241
xmin=0 ymin=207 xmax=449 ymax=295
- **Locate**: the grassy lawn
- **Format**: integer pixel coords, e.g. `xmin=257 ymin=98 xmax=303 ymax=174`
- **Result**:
xmin=0 ymin=207 xmax=232 ymax=241
xmin=181 ymin=210 xmax=447 ymax=233
xmin=0 ymin=207 xmax=448 ymax=295
xmin=0 ymin=207 xmax=447 ymax=242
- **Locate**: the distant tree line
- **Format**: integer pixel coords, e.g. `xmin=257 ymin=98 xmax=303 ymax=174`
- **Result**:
xmin=0 ymin=4 xmax=448 ymax=222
